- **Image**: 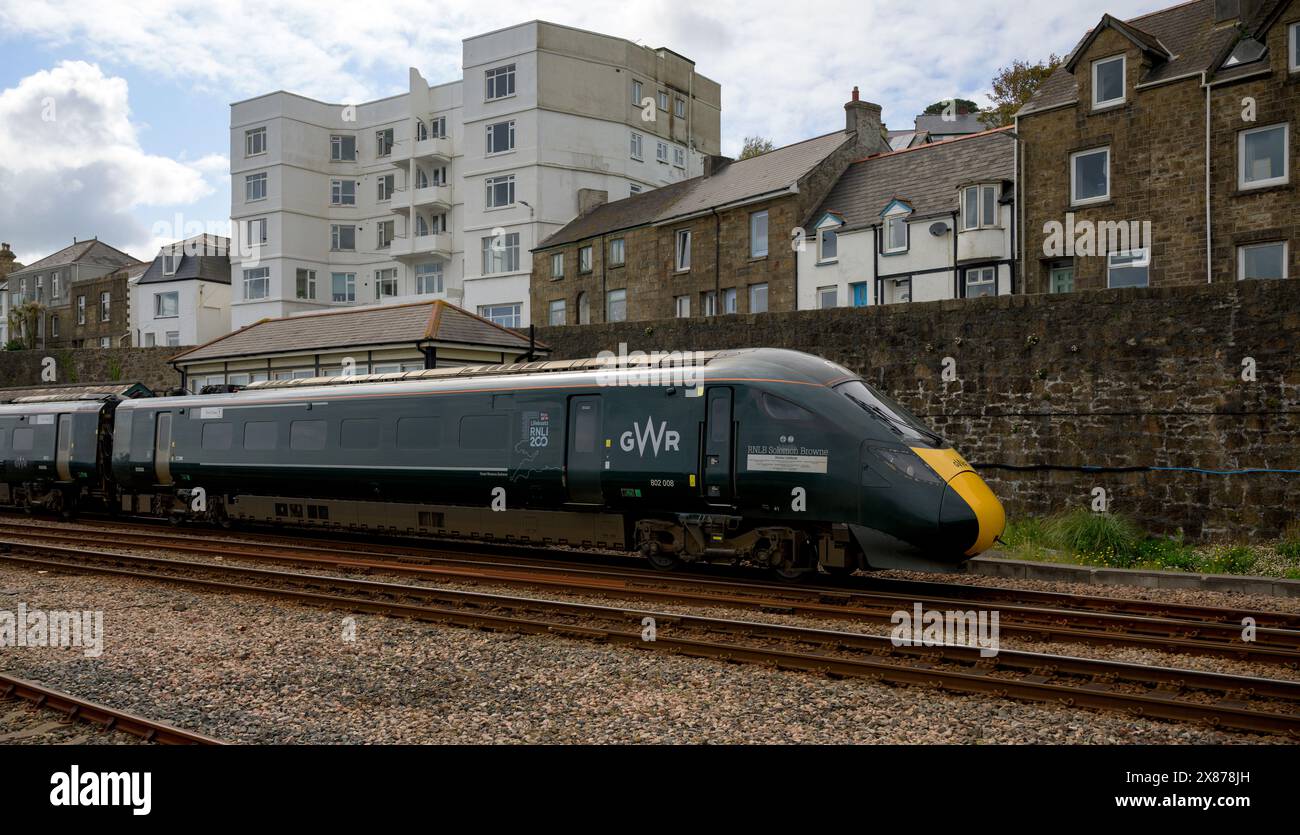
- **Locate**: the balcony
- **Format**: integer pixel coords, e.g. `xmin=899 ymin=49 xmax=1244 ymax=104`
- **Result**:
xmin=390 ymin=184 xmax=453 ymax=215
xmin=390 ymin=136 xmax=452 ymax=169
xmin=389 ymin=233 xmax=453 ymax=260
xmin=957 ymin=228 xmax=1005 ymax=263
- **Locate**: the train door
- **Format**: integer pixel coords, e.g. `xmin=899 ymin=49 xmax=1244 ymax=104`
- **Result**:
xmin=702 ymin=387 xmax=734 ymax=503
xmin=154 ymin=412 xmax=174 ymax=486
xmin=566 ymin=396 xmax=602 ymax=504
xmin=55 ymin=414 xmax=74 ymax=481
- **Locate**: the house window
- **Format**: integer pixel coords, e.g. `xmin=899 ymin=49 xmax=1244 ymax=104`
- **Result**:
xmin=884 ymin=211 xmax=909 ymax=253
xmin=606 ymin=289 xmax=627 ymax=322
xmin=377 ymin=220 xmax=394 ymax=249
xmin=481 ymin=233 xmax=521 ymax=274
xmin=375 ymin=128 xmax=394 ymax=157
xmin=579 ymin=245 xmax=593 ymax=273
xmin=658 ymin=91 xmax=669 ymax=112
xmin=248 ymin=218 xmax=267 ymax=244
xmin=577 ymin=292 xmax=590 ymax=324
xmin=674 ymin=97 xmax=685 ymax=118
xmin=486 ymin=121 xmax=515 ymax=154
xmin=630 ymin=132 xmax=643 ymax=160
xmin=1238 ymin=242 xmax=1288 ymax=280
xmin=675 ymin=229 xmax=691 ymax=271
xmin=162 ymin=253 xmax=179 ymax=275
xmin=99 ymin=336 xmax=111 ymax=349
xmin=548 ymin=299 xmax=566 ymax=326
xmin=656 ymin=141 xmax=669 ymax=163
xmin=416 ymin=119 xmax=428 ymax=142
xmin=629 ymin=184 xmax=642 ymax=195
xmin=723 ymin=287 xmax=737 ymax=314
xmin=430 ymin=116 xmax=446 ymax=138
xmin=675 ymin=295 xmax=690 ymax=318
xmin=673 ymin=147 xmax=685 ymax=168
xmin=1291 ymin=22 xmax=1299 ymax=73
xmin=331 ymin=225 xmax=356 ymax=251
xmin=245 ymin=172 xmax=267 ymax=201
xmin=296 ymin=268 xmax=317 ymax=300
xmin=963 ymin=185 xmax=999 ymax=229
xmin=144 ymin=333 xmax=155 ymax=347
xmin=155 ymin=291 xmax=179 ymax=318
xmin=1092 ymin=55 xmax=1125 ymax=109
xmin=330 ymin=135 xmax=356 ymax=161
xmin=243 ymin=267 xmax=270 ymax=300
xmin=478 ymin=303 xmax=521 ymax=328
xmin=485 ymin=64 xmax=516 ymax=100
xmin=851 ymin=282 xmax=869 ymax=307
xmin=485 ymin=174 xmax=515 ymax=208
xmin=245 ymin=127 xmax=266 ymax=157
xmin=632 ymin=80 xmax=643 ymax=105
xmin=331 ymin=272 xmax=356 ymax=303
xmin=1071 ymin=147 xmax=1110 ymax=205
xmin=818 ymin=226 xmax=838 ymax=262
xmin=76 ymin=296 xmax=86 ymax=325
xmin=165 ymin=331 xmax=180 ymax=347
xmin=550 ymin=252 xmax=564 ymax=279
xmin=702 ymin=290 xmax=717 ymax=316
xmin=51 ymin=315 xmax=59 ymax=338
xmin=817 ymin=286 xmax=837 ymax=309
xmin=415 ymin=262 xmax=443 ymax=294
xmin=330 ymin=179 xmax=356 ymax=206
xmin=609 ymin=238 xmax=625 ymax=266
xmin=377 ymin=174 xmax=395 ymax=202
xmin=1050 ymin=264 xmax=1074 ymax=294
xmin=100 ymin=291 xmax=111 ymax=321
xmin=964 ymin=266 xmax=997 ymax=298
xmin=749 ymin=283 xmax=768 ymax=313
xmin=750 ymin=210 xmax=769 ymax=258
xmin=376 ymin=268 xmax=398 ymax=298
xmin=1239 ymin=124 xmax=1289 ymax=189
xmin=1108 ymin=249 xmax=1149 ymax=288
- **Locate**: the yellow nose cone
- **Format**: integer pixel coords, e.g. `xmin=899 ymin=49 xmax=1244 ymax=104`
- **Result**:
xmin=948 ymin=471 xmax=1006 ymax=556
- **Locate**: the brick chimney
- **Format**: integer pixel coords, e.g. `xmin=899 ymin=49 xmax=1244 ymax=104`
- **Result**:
xmin=845 ymin=86 xmax=889 ymax=154
xmin=703 ymin=154 xmax=733 ymax=178
xmin=577 ymin=188 xmax=608 ymax=215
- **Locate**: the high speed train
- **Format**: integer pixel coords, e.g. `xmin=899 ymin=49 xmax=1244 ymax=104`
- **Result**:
xmin=0 ymin=348 xmax=1004 ymax=577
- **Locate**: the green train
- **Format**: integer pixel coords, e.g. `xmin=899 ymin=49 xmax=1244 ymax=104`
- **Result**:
xmin=1 ymin=348 xmax=1004 ymax=577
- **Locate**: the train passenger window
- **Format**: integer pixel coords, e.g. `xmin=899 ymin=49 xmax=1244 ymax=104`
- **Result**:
xmin=761 ymin=393 xmax=813 ymax=422
xmin=202 ymin=422 xmax=233 ymax=451
xmin=243 ymin=421 xmax=278 ymax=451
xmin=12 ymin=427 xmax=35 ymax=452
xmin=0 ymin=427 xmax=7 ymax=451
xmin=290 ymin=420 xmax=327 ymax=451
xmin=340 ymin=419 xmax=380 ymax=450
xmin=396 ymin=417 xmax=440 ymax=450
xmin=130 ymin=412 xmax=155 ymax=462
xmin=460 ymin=415 xmax=507 ymax=450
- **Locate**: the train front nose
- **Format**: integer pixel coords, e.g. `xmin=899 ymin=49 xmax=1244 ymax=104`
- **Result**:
xmin=910 ymin=448 xmax=1006 ymax=557
xmin=938 ymin=471 xmax=1006 ymax=557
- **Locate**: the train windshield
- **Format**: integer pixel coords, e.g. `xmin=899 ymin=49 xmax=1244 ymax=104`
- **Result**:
xmin=834 ymin=380 xmax=944 ymax=445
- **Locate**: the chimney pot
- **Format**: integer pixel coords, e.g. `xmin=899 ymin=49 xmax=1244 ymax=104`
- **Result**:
xmin=852 ymin=86 xmax=860 ymax=102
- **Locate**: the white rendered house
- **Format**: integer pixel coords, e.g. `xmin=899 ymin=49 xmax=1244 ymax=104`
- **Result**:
xmin=229 ymin=20 xmax=721 ymax=330
xmin=131 ymin=235 xmax=232 ymax=348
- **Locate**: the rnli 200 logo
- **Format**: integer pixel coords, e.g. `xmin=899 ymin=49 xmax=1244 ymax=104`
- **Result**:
xmin=620 ymin=418 xmax=680 ymax=457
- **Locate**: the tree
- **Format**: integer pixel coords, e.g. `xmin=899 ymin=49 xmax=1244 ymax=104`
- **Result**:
xmin=923 ymin=98 xmax=980 ymax=116
xmin=7 ymin=301 xmax=44 ymax=350
xmin=981 ymin=54 xmax=1063 ymax=128
xmin=739 ymin=136 xmax=775 ymax=159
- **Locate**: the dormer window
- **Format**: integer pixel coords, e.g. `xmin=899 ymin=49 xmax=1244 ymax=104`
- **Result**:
xmin=962 ymin=184 xmax=999 ymax=230
xmin=813 ymin=213 xmax=842 ymax=263
xmin=882 ymin=203 xmax=911 ymax=254
xmin=162 ymin=252 xmax=179 ymax=275
xmin=1092 ymin=55 xmax=1126 ymax=109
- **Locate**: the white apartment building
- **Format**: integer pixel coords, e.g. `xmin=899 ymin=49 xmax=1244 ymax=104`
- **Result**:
xmin=229 ymin=20 xmax=721 ymax=330
xmin=797 ymin=129 xmax=1017 ymax=309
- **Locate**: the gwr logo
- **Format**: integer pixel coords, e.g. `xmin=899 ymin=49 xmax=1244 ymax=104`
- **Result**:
xmin=620 ymin=418 xmax=680 ymax=457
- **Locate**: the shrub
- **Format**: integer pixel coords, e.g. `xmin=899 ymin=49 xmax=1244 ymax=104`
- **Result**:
xmin=1047 ymin=510 xmax=1143 ymax=566
xmin=1133 ymin=537 xmax=1200 ymax=572
xmin=1278 ymin=523 xmax=1300 ymax=561
xmin=1203 ymin=545 xmax=1259 ymax=575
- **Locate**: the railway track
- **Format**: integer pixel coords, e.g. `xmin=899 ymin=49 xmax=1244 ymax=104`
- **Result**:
xmin=0 ymin=672 xmax=224 ymax=745
xmin=1 ymin=520 xmax=1298 ymax=665
xmin=2 ymin=541 xmax=1300 ymax=736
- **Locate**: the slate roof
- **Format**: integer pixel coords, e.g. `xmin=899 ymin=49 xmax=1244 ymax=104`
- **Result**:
xmin=808 ymin=128 xmax=1016 ymax=229
xmin=1021 ymin=0 xmax=1293 ymax=116
xmin=171 ymin=300 xmax=537 ymax=364
xmin=138 ymin=236 xmax=232 ymax=285
xmin=10 ymin=239 xmax=142 ymax=276
xmin=914 ymin=113 xmax=988 ymax=135
xmin=536 ymin=131 xmax=854 ymax=249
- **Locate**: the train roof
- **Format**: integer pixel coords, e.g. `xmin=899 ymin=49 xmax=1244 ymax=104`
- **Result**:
xmin=136 ymin=349 xmax=860 ymax=410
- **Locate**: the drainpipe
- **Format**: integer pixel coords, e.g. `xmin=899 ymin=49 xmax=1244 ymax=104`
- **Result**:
xmin=417 ymin=339 xmax=437 ymax=369
xmin=951 ymin=210 xmax=959 ymax=298
xmin=1204 ymin=73 xmax=1213 ymax=283
xmin=711 ymin=207 xmax=721 ymax=311
xmin=1014 ymin=114 xmax=1025 ymax=291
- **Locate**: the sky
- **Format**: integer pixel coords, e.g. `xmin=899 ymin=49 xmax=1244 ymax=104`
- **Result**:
xmin=0 ymin=0 xmax=1173 ymax=266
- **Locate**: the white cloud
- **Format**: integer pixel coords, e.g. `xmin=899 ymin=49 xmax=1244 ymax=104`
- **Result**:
xmin=0 ymin=61 xmax=214 ymax=263
xmin=0 ymin=0 xmax=1174 ymax=154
